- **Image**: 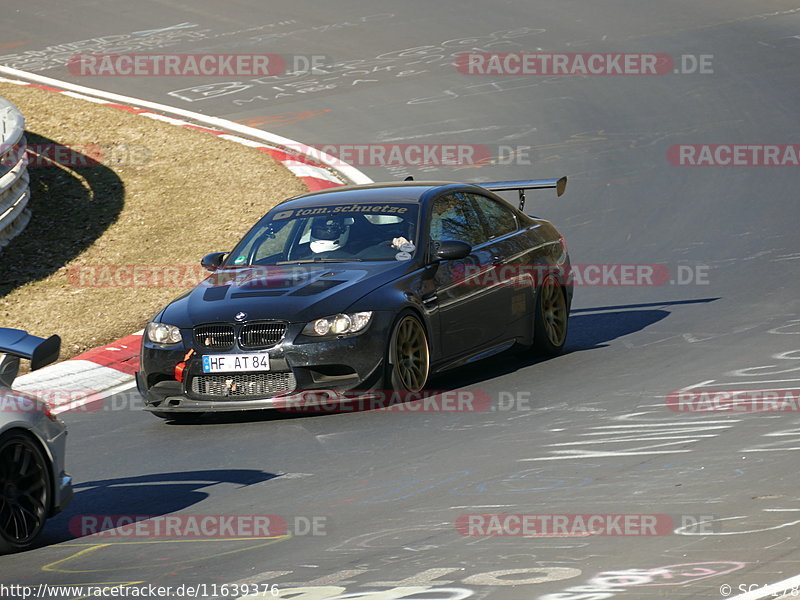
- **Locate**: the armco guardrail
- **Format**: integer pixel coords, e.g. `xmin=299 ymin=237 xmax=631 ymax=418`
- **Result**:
xmin=0 ymin=96 xmax=30 ymax=250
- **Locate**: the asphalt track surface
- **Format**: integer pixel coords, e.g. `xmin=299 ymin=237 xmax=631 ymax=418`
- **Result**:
xmin=2 ymin=2 xmax=800 ymax=598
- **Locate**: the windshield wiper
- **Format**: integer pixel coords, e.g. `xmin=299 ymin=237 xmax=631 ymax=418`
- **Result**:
xmin=276 ymin=258 xmax=363 ymax=265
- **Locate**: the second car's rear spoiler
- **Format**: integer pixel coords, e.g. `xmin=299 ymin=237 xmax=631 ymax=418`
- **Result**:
xmin=478 ymin=176 xmax=567 ymax=211
xmin=0 ymin=328 xmax=61 ymax=371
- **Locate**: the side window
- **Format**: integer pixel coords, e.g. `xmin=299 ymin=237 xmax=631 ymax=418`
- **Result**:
xmin=468 ymin=193 xmax=518 ymax=240
xmin=429 ymin=193 xmax=485 ymax=247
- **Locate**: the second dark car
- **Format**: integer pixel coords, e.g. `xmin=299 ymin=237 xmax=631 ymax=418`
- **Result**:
xmin=136 ymin=178 xmax=572 ymax=419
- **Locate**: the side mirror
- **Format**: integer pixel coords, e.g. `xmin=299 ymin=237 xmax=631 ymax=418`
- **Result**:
xmin=201 ymin=252 xmax=228 ymax=272
xmin=433 ymin=240 xmax=472 ymax=261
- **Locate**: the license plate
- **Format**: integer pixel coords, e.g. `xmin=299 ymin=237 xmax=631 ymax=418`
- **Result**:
xmin=201 ymin=353 xmax=270 ymax=373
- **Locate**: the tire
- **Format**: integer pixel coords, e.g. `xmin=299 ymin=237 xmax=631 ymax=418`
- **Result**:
xmin=532 ymin=273 xmax=568 ymax=355
xmin=150 ymin=411 xmax=202 ymax=423
xmin=384 ymin=312 xmax=431 ymax=392
xmin=0 ymin=431 xmax=52 ymax=554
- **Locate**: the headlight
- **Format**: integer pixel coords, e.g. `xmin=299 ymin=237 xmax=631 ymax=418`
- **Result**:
xmin=303 ymin=312 xmax=373 ymax=337
xmin=146 ymin=322 xmax=183 ymax=344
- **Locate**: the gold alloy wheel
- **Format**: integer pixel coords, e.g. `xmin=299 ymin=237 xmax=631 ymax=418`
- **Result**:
xmin=392 ymin=315 xmax=430 ymax=392
xmin=541 ymin=276 xmax=568 ymax=346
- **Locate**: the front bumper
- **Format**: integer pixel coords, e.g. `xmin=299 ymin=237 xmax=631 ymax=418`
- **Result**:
xmin=136 ymin=314 xmax=391 ymax=413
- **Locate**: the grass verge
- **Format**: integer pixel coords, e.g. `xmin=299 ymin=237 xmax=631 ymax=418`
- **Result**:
xmin=0 ymin=81 xmax=308 ymax=363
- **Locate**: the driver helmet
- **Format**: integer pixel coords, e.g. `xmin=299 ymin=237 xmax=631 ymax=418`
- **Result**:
xmin=309 ymin=216 xmax=353 ymax=253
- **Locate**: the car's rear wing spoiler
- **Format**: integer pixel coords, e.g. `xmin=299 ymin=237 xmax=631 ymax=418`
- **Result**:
xmin=0 ymin=328 xmax=61 ymax=371
xmin=478 ymin=176 xmax=567 ymax=211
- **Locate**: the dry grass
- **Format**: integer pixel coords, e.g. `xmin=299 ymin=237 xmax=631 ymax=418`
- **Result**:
xmin=0 ymin=82 xmax=307 ymax=361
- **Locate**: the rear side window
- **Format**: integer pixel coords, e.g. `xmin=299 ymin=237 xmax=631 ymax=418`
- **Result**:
xmin=468 ymin=193 xmax=518 ymax=240
xmin=429 ymin=193 xmax=485 ymax=247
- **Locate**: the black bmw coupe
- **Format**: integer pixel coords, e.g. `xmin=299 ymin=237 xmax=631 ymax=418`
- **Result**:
xmin=136 ymin=178 xmax=572 ymax=419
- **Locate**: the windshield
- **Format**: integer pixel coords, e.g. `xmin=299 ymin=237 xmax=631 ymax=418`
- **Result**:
xmin=226 ymin=202 xmax=420 ymax=266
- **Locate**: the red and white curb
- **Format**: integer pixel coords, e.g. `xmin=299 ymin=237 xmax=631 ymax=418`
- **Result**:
xmin=1 ymin=66 xmax=372 ymax=413
xmin=15 ymin=334 xmax=143 ymax=415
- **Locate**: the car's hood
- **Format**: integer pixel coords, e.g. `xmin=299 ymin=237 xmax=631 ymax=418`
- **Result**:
xmin=160 ymin=261 xmax=412 ymax=327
